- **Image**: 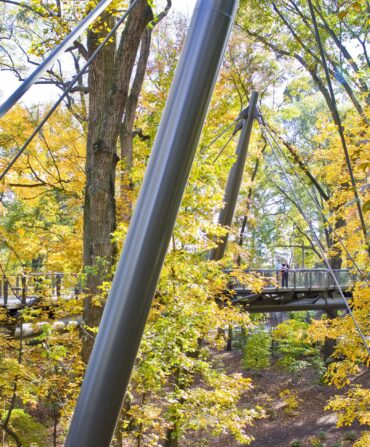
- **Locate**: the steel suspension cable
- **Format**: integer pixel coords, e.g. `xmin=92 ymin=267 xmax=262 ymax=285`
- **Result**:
xmin=307 ymin=0 xmax=369 ymax=253
xmin=200 ymin=120 xmax=237 ymax=154
xmin=212 ymin=131 xmax=237 ymax=164
xmin=261 ymin=119 xmax=367 ymax=279
xmin=0 ymin=0 xmax=140 ymax=182
xmin=260 ymin=122 xmax=370 ymax=356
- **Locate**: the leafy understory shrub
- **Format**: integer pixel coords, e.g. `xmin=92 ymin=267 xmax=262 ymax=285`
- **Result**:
xmin=273 ymin=319 xmax=323 ymax=373
xmin=308 ymin=436 xmax=324 ymax=447
xmin=330 ymin=442 xmax=342 ymax=447
xmin=243 ymin=330 xmax=272 ymax=370
xmin=326 ymin=385 xmax=370 ymax=438
xmin=290 ymin=439 xmax=301 ymax=447
xmin=353 ymin=431 xmax=370 ymax=446
xmin=343 ymin=430 xmax=357 ymax=441
xmin=279 ymin=389 xmax=301 ymax=416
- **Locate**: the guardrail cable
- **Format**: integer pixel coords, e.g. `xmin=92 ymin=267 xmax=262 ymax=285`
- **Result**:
xmin=260 ymin=120 xmax=370 ymax=356
xmin=0 ymin=0 xmax=140 ymax=182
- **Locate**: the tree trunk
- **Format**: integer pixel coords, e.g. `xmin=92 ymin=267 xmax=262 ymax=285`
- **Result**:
xmin=164 ymin=434 xmax=179 ymax=447
xmin=120 ymin=28 xmax=152 ymax=223
xmin=82 ymin=1 xmax=153 ymax=363
xmin=323 ymin=309 xmax=337 ymax=362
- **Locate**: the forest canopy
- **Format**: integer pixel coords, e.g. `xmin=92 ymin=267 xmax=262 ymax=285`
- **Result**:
xmin=0 ymin=0 xmax=369 ymax=446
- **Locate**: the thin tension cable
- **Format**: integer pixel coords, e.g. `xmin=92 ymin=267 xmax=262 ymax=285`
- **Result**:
xmin=212 ymin=131 xmax=237 ymax=164
xmin=200 ymin=120 xmax=237 ymax=154
xmin=0 ymin=0 xmax=140 ymax=182
xmin=261 ymin=122 xmax=370 ymax=356
xmin=212 ymin=111 xmax=254 ymax=163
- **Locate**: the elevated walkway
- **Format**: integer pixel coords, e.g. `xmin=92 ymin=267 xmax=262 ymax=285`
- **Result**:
xmin=231 ymin=269 xmax=352 ymax=312
xmin=0 ymin=269 xmax=352 ymax=314
xmin=0 ymin=273 xmax=79 ymax=312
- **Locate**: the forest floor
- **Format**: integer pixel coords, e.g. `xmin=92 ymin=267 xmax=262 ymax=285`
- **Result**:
xmin=184 ymin=350 xmax=369 ymax=447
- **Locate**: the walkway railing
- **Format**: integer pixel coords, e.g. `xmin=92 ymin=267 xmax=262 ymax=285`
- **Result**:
xmin=0 ymin=273 xmax=81 ymax=308
xmin=1 ymin=269 xmax=353 ymax=308
xmin=231 ymin=269 xmax=352 ymax=292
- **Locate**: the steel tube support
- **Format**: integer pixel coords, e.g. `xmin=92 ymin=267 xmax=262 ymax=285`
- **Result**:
xmin=209 ymin=92 xmax=258 ymax=261
xmin=65 ymin=1 xmax=238 ymax=446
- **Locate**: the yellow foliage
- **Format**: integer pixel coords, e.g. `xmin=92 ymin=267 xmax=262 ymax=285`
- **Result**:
xmin=354 ymin=431 xmax=370 ymax=447
xmin=0 ymin=105 xmax=85 ymax=272
xmin=326 ymin=385 xmax=370 ymax=427
xmin=279 ymin=389 xmax=301 ymax=416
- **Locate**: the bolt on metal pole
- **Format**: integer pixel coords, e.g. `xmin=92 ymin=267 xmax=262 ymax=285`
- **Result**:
xmin=65 ymin=1 xmax=238 ymax=446
xmin=208 ymin=91 xmax=258 ymax=261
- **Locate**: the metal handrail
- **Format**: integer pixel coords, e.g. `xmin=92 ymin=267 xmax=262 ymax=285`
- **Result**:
xmin=240 ymin=268 xmax=350 ymax=273
xmin=230 ymin=269 xmax=353 ymax=290
xmin=0 ymin=0 xmax=114 ymax=117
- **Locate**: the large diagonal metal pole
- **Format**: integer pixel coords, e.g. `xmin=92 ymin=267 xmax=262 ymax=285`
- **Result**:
xmin=209 ymin=91 xmax=258 ymax=261
xmin=65 ymin=1 xmax=238 ymax=446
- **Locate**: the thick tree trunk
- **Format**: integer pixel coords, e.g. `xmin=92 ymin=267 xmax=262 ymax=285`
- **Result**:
xmin=120 ymin=28 xmax=152 ymax=223
xmin=82 ymin=1 xmax=153 ymax=363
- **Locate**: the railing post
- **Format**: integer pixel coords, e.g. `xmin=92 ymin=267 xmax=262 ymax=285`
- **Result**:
xmin=56 ymin=274 xmax=62 ymax=299
xmin=65 ymin=2 xmax=238 ymax=446
xmin=293 ymin=269 xmax=296 ymax=289
xmin=3 ymin=276 xmax=8 ymax=307
xmin=74 ymin=275 xmax=81 ymax=297
xmin=309 ymin=270 xmax=312 ymax=290
xmin=21 ymin=275 xmax=26 ymax=306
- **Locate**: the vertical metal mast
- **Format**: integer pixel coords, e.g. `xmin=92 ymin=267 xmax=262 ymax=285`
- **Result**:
xmin=65 ymin=1 xmax=238 ymax=446
xmin=209 ymin=91 xmax=258 ymax=261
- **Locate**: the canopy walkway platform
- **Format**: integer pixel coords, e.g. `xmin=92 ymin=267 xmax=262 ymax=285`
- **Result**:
xmin=231 ymin=269 xmax=352 ymax=312
xmin=1 ymin=269 xmax=352 ymax=314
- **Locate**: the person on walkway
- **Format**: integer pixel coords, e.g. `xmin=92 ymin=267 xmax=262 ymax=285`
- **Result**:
xmin=281 ymin=261 xmax=289 ymax=288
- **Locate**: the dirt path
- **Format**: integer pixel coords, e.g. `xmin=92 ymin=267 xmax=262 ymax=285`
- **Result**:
xmin=204 ymin=351 xmax=368 ymax=447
